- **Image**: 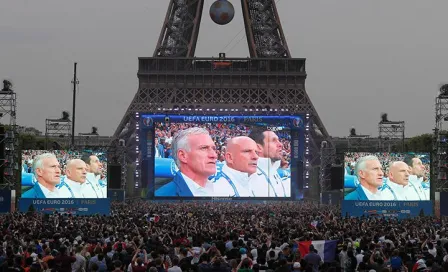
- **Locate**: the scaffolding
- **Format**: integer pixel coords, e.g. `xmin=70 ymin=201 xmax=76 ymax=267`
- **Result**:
xmin=0 ymin=86 xmax=19 ymax=189
xmin=319 ymin=140 xmax=336 ymax=192
xmin=434 ymin=84 xmax=448 ymax=192
xmin=378 ymin=121 xmax=405 ymax=152
xmin=45 ymin=118 xmax=71 ymax=149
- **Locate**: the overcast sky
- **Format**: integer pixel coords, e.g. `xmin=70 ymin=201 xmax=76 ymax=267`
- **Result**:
xmin=1 ymin=0 xmax=447 ymax=137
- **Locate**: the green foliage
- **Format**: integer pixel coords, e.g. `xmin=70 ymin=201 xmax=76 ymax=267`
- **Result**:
xmin=404 ymin=134 xmax=433 ymax=152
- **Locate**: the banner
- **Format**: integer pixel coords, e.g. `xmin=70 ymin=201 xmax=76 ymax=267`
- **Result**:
xmin=342 ymin=200 xmax=433 ymax=219
xmin=141 ymin=115 xmax=304 ymax=128
xmin=18 ymin=198 xmax=110 ymax=215
xmin=0 ymin=189 xmax=11 ymax=213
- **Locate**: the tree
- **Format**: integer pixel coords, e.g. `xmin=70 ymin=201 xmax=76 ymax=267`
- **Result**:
xmin=404 ymin=134 xmax=433 ymax=152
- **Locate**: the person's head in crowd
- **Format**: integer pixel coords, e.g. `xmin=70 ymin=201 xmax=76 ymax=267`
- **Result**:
xmin=404 ymin=155 xmax=426 ymax=179
xmin=224 ymin=136 xmax=259 ymax=174
xmin=355 ymin=155 xmax=384 ymax=192
xmin=33 ymin=153 xmax=61 ymax=190
xmin=65 ymin=159 xmax=87 ymax=183
xmin=113 ymin=260 xmax=122 ymax=270
xmin=248 ymin=128 xmax=283 ymax=163
xmin=81 ymin=154 xmax=103 ymax=176
xmin=388 ymin=161 xmax=410 ymax=186
xmin=173 ymin=127 xmax=218 ymax=184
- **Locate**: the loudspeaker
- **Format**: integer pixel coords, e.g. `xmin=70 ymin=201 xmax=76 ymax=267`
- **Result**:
xmin=330 ymin=166 xmax=344 ymax=190
xmin=108 ymin=165 xmax=122 ymax=189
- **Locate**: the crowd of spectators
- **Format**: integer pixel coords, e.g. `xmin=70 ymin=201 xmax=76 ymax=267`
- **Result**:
xmin=0 ymin=201 xmax=447 ymax=272
xmin=154 ymin=123 xmax=291 ymax=163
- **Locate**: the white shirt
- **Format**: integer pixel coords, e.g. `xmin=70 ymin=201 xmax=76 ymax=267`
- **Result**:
xmin=182 ymin=173 xmax=215 ymax=196
xmin=38 ymin=183 xmax=71 ymax=198
xmin=249 ymin=158 xmax=288 ymax=197
xmin=360 ymin=184 xmax=386 ymax=200
xmin=64 ymin=177 xmax=99 ymax=198
xmin=168 ymin=266 xmax=182 ymax=272
xmin=86 ymin=173 xmax=107 ymax=198
xmin=409 ymin=175 xmax=429 ymax=200
xmin=213 ymin=164 xmax=254 ymax=197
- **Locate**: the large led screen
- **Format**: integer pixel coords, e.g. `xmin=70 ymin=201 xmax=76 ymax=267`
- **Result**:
xmin=21 ymin=150 xmax=108 ymax=198
xmin=140 ymin=115 xmax=305 ymax=199
xmin=344 ymin=152 xmax=430 ymax=201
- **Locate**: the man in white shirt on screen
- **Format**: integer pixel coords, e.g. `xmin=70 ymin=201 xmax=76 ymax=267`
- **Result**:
xmin=248 ymin=128 xmax=289 ymax=197
xmin=64 ymin=159 xmax=99 ymax=198
xmin=382 ymin=161 xmax=420 ymax=200
xmin=213 ymin=136 xmax=259 ymax=197
xmin=82 ymin=154 xmax=106 ymax=198
xmin=404 ymin=155 xmax=429 ymax=200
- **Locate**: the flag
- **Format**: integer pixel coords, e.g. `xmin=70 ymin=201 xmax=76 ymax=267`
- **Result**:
xmin=310 ymin=220 xmax=318 ymax=228
xmin=298 ymin=240 xmax=337 ymax=263
xmin=147 ymin=214 xmax=160 ymax=223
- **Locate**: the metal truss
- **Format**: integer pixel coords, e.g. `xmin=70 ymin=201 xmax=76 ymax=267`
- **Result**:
xmin=154 ymin=0 xmax=204 ymax=57
xmin=45 ymin=118 xmax=71 ymax=149
xmin=0 ymin=89 xmax=18 ymax=189
xmin=155 ymin=0 xmax=290 ymax=58
xmin=434 ymin=88 xmax=448 ymax=192
xmin=241 ymin=0 xmax=291 ymax=58
xmin=319 ymin=141 xmax=336 ymax=192
xmin=378 ymin=121 xmax=405 ymax=152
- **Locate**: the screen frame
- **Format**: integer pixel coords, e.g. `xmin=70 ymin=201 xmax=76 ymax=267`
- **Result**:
xmin=139 ymin=114 xmax=306 ymax=200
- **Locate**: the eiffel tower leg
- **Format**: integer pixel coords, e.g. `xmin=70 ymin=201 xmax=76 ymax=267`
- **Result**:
xmin=241 ymin=0 xmax=291 ymax=58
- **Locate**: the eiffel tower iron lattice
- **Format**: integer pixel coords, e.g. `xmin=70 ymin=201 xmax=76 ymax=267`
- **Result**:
xmin=113 ymin=0 xmax=331 ymax=193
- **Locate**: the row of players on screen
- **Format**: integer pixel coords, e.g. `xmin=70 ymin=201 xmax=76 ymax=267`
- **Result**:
xmin=22 ymin=174 xmax=107 ymax=199
xmin=344 ymin=158 xmax=430 ymax=201
xmin=21 ymin=155 xmax=107 ymax=199
xmin=155 ymin=157 xmax=292 ymax=197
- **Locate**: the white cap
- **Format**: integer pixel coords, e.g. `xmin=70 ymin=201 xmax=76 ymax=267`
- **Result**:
xmin=293 ymin=262 xmax=301 ymax=269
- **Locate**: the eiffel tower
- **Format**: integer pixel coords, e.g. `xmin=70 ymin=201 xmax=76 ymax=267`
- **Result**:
xmin=113 ymin=0 xmax=331 ymax=193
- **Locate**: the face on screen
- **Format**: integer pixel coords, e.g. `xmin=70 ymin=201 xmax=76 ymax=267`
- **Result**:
xmin=37 ymin=157 xmax=61 ymax=185
xmin=359 ymin=159 xmax=384 ymax=187
xmin=87 ymin=155 xmax=103 ymax=175
xmin=67 ymin=160 xmax=87 ymax=183
xmin=225 ymin=137 xmax=259 ymax=174
xmin=178 ymin=133 xmax=218 ymax=177
xmin=389 ymin=162 xmax=409 ymax=186
xmin=261 ymin=131 xmax=283 ymax=161
xmin=410 ymin=158 xmax=426 ymax=178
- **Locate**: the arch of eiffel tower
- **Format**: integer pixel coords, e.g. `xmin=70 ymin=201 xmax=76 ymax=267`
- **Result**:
xmin=112 ymin=0 xmax=332 ymax=195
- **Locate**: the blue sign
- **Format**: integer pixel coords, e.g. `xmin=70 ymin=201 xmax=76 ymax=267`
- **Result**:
xmin=18 ymin=198 xmax=110 ymax=215
xmin=342 ymin=200 xmax=433 ymax=219
xmin=140 ymin=115 xmax=304 ymax=129
xmin=108 ymin=190 xmax=125 ymax=202
xmin=0 ymin=189 xmax=11 ymax=213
